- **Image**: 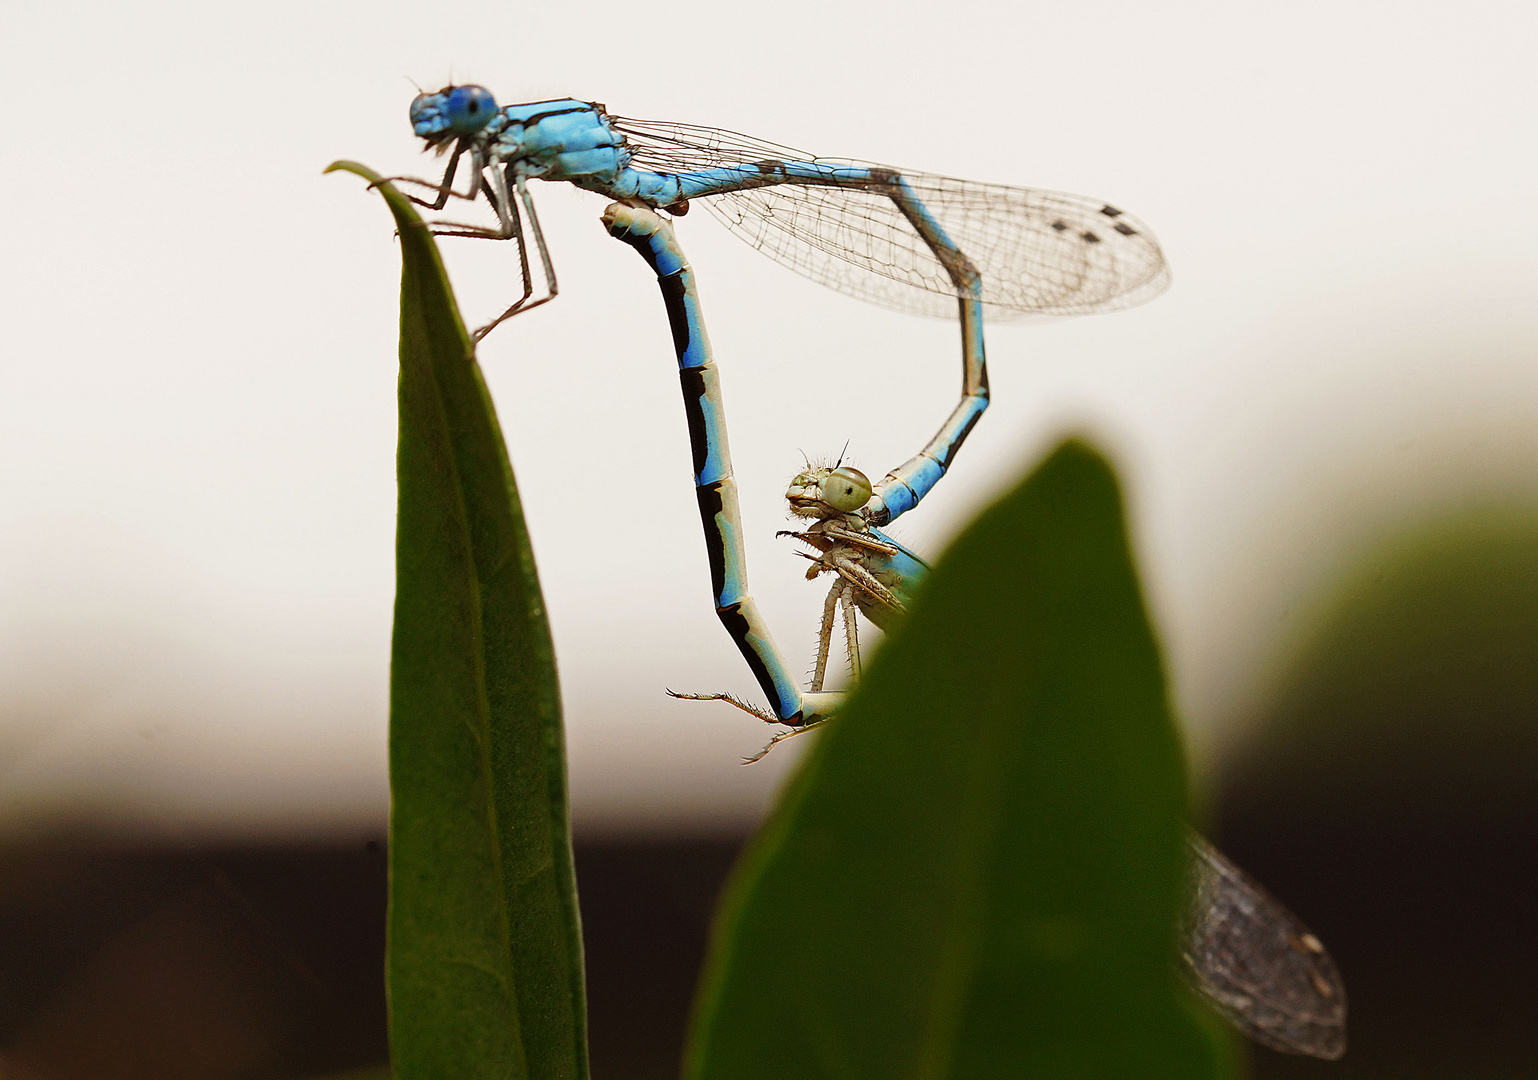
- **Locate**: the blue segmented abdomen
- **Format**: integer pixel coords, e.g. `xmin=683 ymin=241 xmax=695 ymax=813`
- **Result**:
xmin=603 ymin=203 xmax=806 ymax=724
xmin=477 ymin=99 xmax=902 ymax=210
xmin=626 ymin=161 xmax=896 ymax=208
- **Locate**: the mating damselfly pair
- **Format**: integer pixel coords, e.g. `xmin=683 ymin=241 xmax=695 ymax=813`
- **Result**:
xmin=388 ymin=84 xmax=1346 ymax=1059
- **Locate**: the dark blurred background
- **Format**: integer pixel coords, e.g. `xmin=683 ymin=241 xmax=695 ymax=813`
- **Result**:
xmin=1 ymin=505 xmax=1536 ymax=1078
xmin=1211 ymin=508 xmax=1538 ymax=1079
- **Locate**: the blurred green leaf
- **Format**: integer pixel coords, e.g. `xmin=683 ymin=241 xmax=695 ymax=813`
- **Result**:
xmin=327 ymin=161 xmax=587 ymax=1080
xmin=686 ymin=440 xmax=1232 ymax=1080
xmin=1232 ymin=505 xmax=1538 ymax=826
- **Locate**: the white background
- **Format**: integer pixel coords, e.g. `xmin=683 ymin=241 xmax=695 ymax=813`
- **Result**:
xmin=1 ymin=0 xmax=1535 ymax=839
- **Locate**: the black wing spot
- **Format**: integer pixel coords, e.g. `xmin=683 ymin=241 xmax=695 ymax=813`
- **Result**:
xmin=1112 ymin=222 xmax=1137 ymax=236
xmin=1080 ymin=231 xmax=1102 ymax=244
xmin=1050 ymin=220 xmax=1070 ymax=232
xmin=1100 ymin=205 xmax=1123 ymax=218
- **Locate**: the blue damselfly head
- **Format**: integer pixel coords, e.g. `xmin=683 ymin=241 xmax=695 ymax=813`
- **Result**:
xmin=410 ymin=84 xmax=498 ymax=146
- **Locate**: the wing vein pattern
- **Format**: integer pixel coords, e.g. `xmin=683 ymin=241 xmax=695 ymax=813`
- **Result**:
xmin=1181 ymin=835 xmax=1348 ymax=1060
xmin=612 ymin=115 xmax=1170 ymax=320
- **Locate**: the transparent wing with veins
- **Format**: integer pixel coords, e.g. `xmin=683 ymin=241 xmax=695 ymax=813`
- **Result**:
xmin=1182 ymin=834 xmax=1348 ymax=1059
xmin=611 ymin=116 xmax=1170 ymax=320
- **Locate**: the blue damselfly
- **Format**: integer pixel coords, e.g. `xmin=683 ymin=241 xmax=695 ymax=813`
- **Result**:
xmin=397 ymin=86 xmax=1168 ymax=529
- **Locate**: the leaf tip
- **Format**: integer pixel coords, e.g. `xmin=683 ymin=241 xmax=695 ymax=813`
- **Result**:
xmin=325 ymin=159 xmax=385 ymax=186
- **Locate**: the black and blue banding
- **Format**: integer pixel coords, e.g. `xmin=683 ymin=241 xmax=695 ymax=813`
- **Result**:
xmin=718 ymin=604 xmax=801 ymax=724
xmin=617 ymin=225 xmax=726 ymax=486
xmin=695 ymin=484 xmax=798 ymax=723
xmin=695 ymin=483 xmax=731 ymax=606
xmin=679 ymin=368 xmax=714 ymax=483
xmin=626 ymin=235 xmax=668 ymax=278
xmin=935 ymin=404 xmax=985 ymax=470
xmin=608 ymin=205 xmax=803 ymax=725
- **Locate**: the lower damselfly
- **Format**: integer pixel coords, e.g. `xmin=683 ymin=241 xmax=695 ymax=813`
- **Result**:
xmin=606 ymin=203 xmax=1346 ymax=1060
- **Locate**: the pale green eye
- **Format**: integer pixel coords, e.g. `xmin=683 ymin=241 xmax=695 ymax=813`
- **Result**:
xmin=823 ymin=466 xmax=872 ymax=512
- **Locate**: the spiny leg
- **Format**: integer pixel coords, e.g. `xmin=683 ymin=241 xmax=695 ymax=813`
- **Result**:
xmin=810 ymin=583 xmax=842 ymax=694
xmin=741 ymin=720 xmax=829 ymax=765
xmin=490 ymin=171 xmax=535 ymax=312
xmin=419 ymin=161 xmax=524 ymax=241
xmin=840 ymin=586 xmax=862 ymax=681
xmin=376 ymin=145 xmax=480 ymax=210
xmin=473 ymin=173 xmax=559 ymax=340
xmin=401 ymin=162 xmax=554 ymax=340
xmin=375 ymin=152 xmax=507 ymax=246
xmin=519 ymin=174 xmax=558 ymax=303
xmin=778 ymin=522 xmax=903 ymax=558
xmin=808 ymin=579 xmax=863 ymax=694
xmin=381 ymin=155 xmax=551 ymax=335
xmin=825 ymin=553 xmax=904 ymax=612
xmin=463 ymin=168 xmax=536 ymax=337
xmin=665 ymin=690 xmax=778 ymax=725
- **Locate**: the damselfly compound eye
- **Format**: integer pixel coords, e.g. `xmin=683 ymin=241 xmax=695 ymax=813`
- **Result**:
xmin=823 ymin=467 xmax=871 ymax=512
xmin=446 ymin=85 xmax=498 ymax=133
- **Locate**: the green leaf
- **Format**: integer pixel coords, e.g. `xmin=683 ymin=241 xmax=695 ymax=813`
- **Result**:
xmin=327 ymin=161 xmax=587 ymax=1080
xmin=686 ymin=440 xmax=1233 ymax=1080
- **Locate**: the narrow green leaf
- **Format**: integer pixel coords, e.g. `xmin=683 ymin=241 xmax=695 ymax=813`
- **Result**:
xmin=327 ymin=161 xmax=587 ymax=1080
xmin=686 ymin=440 xmax=1232 ymax=1080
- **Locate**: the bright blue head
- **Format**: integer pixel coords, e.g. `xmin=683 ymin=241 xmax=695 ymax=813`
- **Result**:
xmin=410 ymin=84 xmax=498 ymax=146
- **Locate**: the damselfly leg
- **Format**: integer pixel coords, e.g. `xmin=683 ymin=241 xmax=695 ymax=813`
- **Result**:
xmin=382 ymin=155 xmax=558 ymax=338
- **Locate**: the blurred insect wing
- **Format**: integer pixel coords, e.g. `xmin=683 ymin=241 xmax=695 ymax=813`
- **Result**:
xmin=1180 ymin=833 xmax=1348 ymax=1059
